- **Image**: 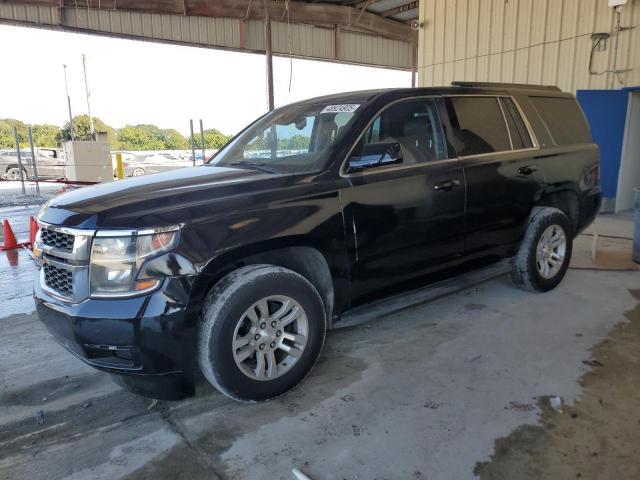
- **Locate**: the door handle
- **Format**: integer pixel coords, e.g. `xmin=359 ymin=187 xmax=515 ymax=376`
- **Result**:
xmin=517 ymin=165 xmax=538 ymax=176
xmin=433 ymin=179 xmax=460 ymax=191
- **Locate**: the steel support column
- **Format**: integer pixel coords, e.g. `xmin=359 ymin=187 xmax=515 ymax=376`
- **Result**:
xmin=265 ymin=15 xmax=275 ymax=111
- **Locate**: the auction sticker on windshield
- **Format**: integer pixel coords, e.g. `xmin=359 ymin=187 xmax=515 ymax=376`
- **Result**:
xmin=321 ymin=104 xmax=360 ymax=114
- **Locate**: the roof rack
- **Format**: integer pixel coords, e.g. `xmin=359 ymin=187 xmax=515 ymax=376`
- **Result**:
xmin=451 ymin=81 xmax=561 ymax=92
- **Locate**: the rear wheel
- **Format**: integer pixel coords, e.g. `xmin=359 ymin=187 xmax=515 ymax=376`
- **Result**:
xmin=132 ymin=167 xmax=145 ymax=176
xmin=198 ymin=265 xmax=326 ymax=402
xmin=510 ymin=207 xmax=573 ymax=292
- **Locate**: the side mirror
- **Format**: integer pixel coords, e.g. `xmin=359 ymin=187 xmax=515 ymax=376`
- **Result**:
xmin=347 ymin=142 xmax=402 ymax=172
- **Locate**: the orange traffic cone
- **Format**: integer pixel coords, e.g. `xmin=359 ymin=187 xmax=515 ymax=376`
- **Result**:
xmin=28 ymin=216 xmax=38 ymax=247
xmin=1 ymin=220 xmax=20 ymax=251
xmin=0 ymin=219 xmax=28 ymax=251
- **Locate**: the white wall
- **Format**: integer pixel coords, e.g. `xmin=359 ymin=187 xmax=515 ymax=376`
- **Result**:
xmin=418 ymin=0 xmax=640 ymax=92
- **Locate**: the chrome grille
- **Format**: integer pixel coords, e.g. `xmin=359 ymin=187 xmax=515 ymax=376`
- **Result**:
xmin=43 ymin=263 xmax=73 ymax=297
xmin=41 ymin=228 xmax=74 ymax=252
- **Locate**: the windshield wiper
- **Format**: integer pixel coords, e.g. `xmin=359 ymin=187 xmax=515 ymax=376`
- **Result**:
xmin=228 ymin=160 xmax=277 ymax=174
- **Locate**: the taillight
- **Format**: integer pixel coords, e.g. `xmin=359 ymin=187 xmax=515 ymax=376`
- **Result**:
xmin=585 ymin=164 xmax=599 ymax=187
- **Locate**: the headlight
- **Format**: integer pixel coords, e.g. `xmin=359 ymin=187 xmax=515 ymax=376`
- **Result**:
xmin=90 ymin=227 xmax=179 ymax=298
xmin=32 ymin=226 xmax=43 ymax=264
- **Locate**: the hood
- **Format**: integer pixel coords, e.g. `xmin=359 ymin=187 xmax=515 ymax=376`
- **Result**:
xmin=41 ymin=166 xmax=291 ymax=229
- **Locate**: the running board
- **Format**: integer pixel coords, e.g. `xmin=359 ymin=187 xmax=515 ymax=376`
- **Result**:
xmin=333 ymin=260 xmax=511 ymax=329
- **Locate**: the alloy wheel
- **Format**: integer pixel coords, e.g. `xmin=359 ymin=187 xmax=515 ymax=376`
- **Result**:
xmin=232 ymin=295 xmax=309 ymax=381
xmin=535 ymin=224 xmax=566 ymax=279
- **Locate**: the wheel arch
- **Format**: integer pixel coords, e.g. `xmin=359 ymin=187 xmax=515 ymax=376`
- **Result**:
xmin=191 ymin=241 xmax=336 ymax=327
xmin=534 ymin=187 xmax=580 ymax=235
xmin=4 ymin=164 xmax=25 ymax=174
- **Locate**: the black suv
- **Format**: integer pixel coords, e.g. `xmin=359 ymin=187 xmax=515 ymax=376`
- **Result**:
xmin=34 ymin=82 xmax=601 ymax=402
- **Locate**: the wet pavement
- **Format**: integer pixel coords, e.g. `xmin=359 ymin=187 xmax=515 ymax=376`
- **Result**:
xmin=0 ymin=205 xmax=41 ymax=317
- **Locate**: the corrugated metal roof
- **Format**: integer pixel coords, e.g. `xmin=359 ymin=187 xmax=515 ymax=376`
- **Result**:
xmin=0 ymin=2 xmax=415 ymax=70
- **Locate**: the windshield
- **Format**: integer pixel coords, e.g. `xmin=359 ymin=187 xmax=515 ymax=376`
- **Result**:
xmin=209 ymin=102 xmax=362 ymax=173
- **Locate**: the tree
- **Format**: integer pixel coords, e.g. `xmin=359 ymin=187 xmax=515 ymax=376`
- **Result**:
xmin=57 ymin=115 xmax=118 ymax=148
xmin=282 ymin=134 xmax=310 ymax=150
xmin=117 ymin=124 xmax=190 ymax=150
xmin=0 ymin=119 xmax=28 ymax=148
xmin=160 ymin=128 xmax=190 ymax=150
xmin=31 ymin=124 xmax=60 ymax=147
xmin=202 ymin=128 xmax=232 ymax=149
xmin=0 ymin=116 xmax=229 ymax=151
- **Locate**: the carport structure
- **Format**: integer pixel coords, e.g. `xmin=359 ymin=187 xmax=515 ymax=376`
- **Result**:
xmin=0 ymin=0 xmax=419 ymax=109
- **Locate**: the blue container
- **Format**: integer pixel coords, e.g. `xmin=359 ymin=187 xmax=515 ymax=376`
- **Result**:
xmin=634 ymin=187 xmax=640 ymax=264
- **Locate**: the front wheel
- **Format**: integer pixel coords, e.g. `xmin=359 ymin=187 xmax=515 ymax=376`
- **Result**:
xmin=510 ymin=207 xmax=573 ymax=292
xmin=198 ymin=265 xmax=326 ymax=402
xmin=5 ymin=167 xmax=27 ymax=181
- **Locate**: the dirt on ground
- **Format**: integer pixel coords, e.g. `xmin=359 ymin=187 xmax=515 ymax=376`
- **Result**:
xmin=474 ymin=289 xmax=640 ymax=480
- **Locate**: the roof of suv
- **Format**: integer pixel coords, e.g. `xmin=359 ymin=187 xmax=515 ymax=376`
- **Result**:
xmin=292 ymin=82 xmax=570 ymax=108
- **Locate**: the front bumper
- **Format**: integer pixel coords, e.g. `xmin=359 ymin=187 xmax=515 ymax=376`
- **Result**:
xmin=34 ymin=275 xmax=198 ymax=400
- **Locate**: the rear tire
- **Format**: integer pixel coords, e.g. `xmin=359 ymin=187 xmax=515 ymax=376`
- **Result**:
xmin=510 ymin=207 xmax=573 ymax=292
xmin=198 ymin=265 xmax=326 ymax=402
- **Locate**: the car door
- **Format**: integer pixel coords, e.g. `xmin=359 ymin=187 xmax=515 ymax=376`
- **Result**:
xmin=35 ymin=149 xmax=64 ymax=178
xmin=339 ymin=97 xmax=466 ymax=305
xmin=441 ymin=95 xmax=546 ymax=257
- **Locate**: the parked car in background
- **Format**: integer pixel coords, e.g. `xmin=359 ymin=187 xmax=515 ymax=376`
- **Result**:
xmin=1 ymin=148 xmax=66 ymax=180
xmin=111 ymin=152 xmax=149 ymax=177
xmin=111 ymin=151 xmax=211 ymax=177
xmin=35 ymin=83 xmax=601 ymax=403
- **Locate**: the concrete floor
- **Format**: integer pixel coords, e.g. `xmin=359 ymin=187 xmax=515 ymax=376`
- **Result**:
xmin=0 ymin=211 xmax=638 ymax=480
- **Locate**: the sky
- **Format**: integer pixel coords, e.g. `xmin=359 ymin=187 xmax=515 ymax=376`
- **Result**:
xmin=0 ymin=24 xmax=411 ymax=136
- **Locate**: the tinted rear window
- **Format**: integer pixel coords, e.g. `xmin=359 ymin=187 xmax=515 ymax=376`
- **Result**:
xmin=445 ymin=97 xmax=511 ymax=156
xmin=530 ymin=97 xmax=591 ymax=145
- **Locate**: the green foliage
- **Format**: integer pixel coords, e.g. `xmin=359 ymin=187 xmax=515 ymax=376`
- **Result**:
xmin=31 ymin=124 xmax=59 ymax=147
xmin=202 ymin=128 xmax=232 ymax=149
xmin=0 ymin=119 xmax=28 ymax=148
xmin=117 ymin=124 xmax=191 ymax=150
xmin=0 ymin=117 xmax=230 ymax=151
xmin=247 ymin=133 xmax=309 ymax=153
xmin=57 ymin=115 xmax=118 ymax=148
xmin=281 ymin=134 xmax=310 ymax=150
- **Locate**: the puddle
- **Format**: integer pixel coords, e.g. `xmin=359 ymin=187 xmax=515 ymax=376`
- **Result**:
xmin=0 ymin=206 xmax=41 ymax=317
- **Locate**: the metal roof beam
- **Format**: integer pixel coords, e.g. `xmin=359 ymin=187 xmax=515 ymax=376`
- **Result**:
xmin=6 ymin=0 xmax=415 ymax=42
xmin=189 ymin=0 xmax=414 ymax=42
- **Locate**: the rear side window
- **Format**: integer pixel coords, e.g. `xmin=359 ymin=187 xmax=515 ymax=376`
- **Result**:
xmin=530 ymin=97 xmax=591 ymax=145
xmin=444 ymin=97 xmax=511 ymax=156
xmin=500 ymin=97 xmax=534 ymax=150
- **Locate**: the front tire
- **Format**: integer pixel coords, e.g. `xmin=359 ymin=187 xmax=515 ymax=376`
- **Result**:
xmin=5 ymin=167 xmax=27 ymax=181
xmin=198 ymin=265 xmax=326 ymax=402
xmin=510 ymin=207 xmax=573 ymax=292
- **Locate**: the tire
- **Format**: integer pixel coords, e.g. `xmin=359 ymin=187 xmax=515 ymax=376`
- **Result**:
xmin=5 ymin=166 xmax=26 ymax=181
xmin=510 ymin=207 xmax=573 ymax=292
xmin=132 ymin=167 xmax=145 ymax=177
xmin=198 ymin=265 xmax=326 ymax=402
